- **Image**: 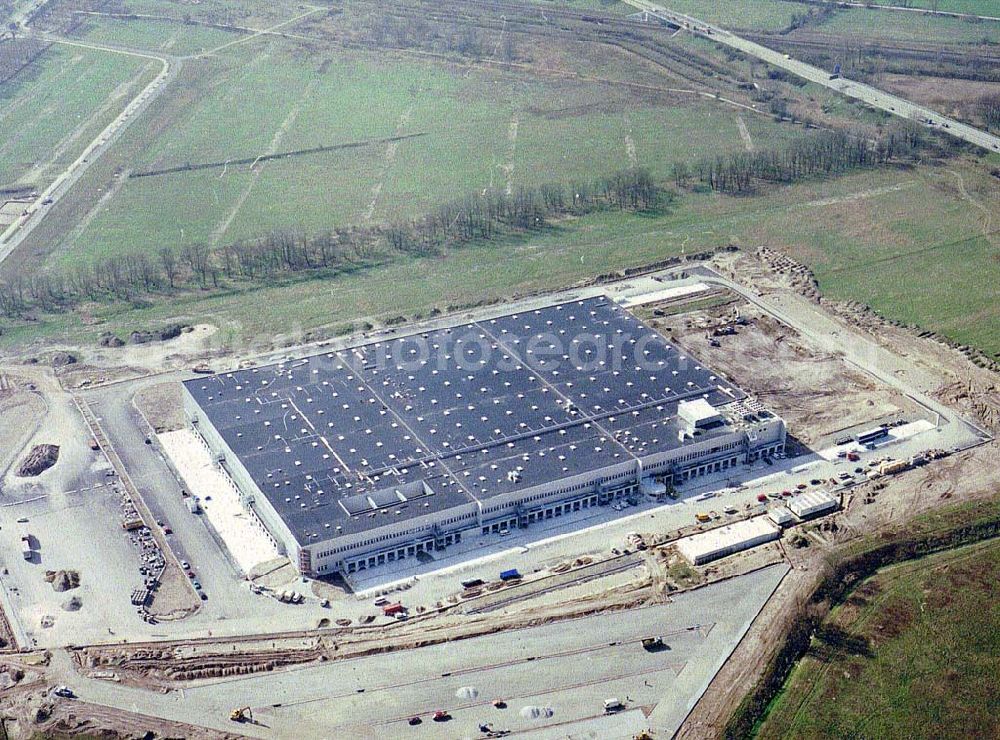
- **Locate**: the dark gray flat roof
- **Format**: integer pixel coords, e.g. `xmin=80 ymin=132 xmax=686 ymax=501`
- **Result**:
xmin=184 ymin=297 xmax=747 ymax=546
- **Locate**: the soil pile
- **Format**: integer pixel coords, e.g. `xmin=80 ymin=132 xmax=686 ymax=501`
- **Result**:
xmin=16 ymin=444 xmax=59 ymax=477
xmin=45 ymin=570 xmax=80 ymax=592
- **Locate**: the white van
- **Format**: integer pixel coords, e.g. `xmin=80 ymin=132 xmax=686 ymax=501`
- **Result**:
xmin=603 ymin=698 xmax=624 ymax=713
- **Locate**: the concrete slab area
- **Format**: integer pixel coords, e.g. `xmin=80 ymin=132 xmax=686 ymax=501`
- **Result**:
xmin=144 ymin=563 xmax=790 ymax=739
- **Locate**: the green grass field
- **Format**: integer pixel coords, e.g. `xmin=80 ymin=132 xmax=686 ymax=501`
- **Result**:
xmin=8 ymin=162 xmax=995 ymax=361
xmin=54 ymin=41 xmax=800 ymax=265
xmin=3 ymin=2 xmax=997 ymax=365
xmin=887 ymin=0 xmax=1000 ymax=15
xmin=755 ymin=538 xmax=1000 ymax=738
xmin=0 ymin=44 xmax=149 ymax=189
xmin=72 ymin=16 xmax=241 ymax=56
xmin=812 ymin=6 xmax=1000 ymax=44
xmin=629 ymin=0 xmax=803 ymax=31
xmin=736 ymin=166 xmax=1000 ymax=354
xmin=118 ymin=0 xmax=309 ymax=26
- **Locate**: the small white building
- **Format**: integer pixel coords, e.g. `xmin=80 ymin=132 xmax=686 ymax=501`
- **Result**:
xmin=787 ymin=490 xmax=838 ymax=519
xmin=676 ymin=517 xmax=780 ymax=565
xmin=767 ymin=506 xmax=795 ymax=527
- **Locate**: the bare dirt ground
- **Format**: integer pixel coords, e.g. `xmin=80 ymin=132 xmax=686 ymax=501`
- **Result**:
xmin=638 ymin=293 xmax=918 ymax=446
xmin=716 ymin=248 xmax=1000 ymax=432
xmin=148 ymin=565 xmax=199 ymax=620
xmin=0 ymin=669 xmax=236 ymax=740
xmin=1 ymin=366 xmax=95 ymax=495
xmin=42 ymin=323 xmax=220 ymax=391
xmin=0 ymin=375 xmax=47 ymax=477
xmin=134 ymin=381 xmax=186 ymax=433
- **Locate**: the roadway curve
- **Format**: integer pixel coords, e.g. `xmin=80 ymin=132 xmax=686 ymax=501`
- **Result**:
xmin=0 ymin=35 xmax=179 ymax=265
xmin=622 ymin=0 xmax=1000 ymax=153
xmin=0 ymin=4 xmax=325 ymax=268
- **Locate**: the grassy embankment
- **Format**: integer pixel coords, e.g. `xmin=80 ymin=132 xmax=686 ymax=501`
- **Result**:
xmin=754 ymin=530 xmax=1000 ymax=738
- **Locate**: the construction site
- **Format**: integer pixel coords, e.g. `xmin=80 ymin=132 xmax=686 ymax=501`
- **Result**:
xmin=0 ymin=0 xmax=998 ymax=737
xmin=0 ymin=242 xmax=994 ymax=738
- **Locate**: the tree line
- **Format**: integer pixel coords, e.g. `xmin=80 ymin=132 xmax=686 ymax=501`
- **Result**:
xmin=670 ymin=123 xmax=929 ymax=195
xmin=0 ymin=169 xmax=661 ymax=317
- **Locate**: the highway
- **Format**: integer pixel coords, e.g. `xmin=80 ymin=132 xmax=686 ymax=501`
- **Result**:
xmin=621 ymin=0 xmax=1000 ymax=154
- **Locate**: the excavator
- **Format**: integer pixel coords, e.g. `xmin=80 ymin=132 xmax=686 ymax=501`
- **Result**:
xmin=230 ymin=706 xmax=253 ymax=723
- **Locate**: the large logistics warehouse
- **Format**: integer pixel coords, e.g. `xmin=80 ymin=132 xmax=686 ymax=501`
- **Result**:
xmin=183 ymin=297 xmax=786 ymax=577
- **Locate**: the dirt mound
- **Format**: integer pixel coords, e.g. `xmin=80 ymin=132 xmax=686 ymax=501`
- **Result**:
xmin=61 ymin=596 xmax=82 ymax=612
xmin=50 ymin=352 xmax=77 ymax=367
xmin=16 ymin=444 xmax=59 ymax=477
xmin=128 ymin=324 xmax=190 ymax=345
xmin=45 ymin=570 xmax=80 ymax=592
xmin=98 ymin=332 xmax=125 ymax=348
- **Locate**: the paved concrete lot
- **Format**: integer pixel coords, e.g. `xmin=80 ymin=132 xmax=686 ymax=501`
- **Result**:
xmin=65 ymin=563 xmax=784 ymax=739
xmin=0 ymin=374 xmax=158 ymax=648
xmin=0 ymin=472 xmax=150 ymax=648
